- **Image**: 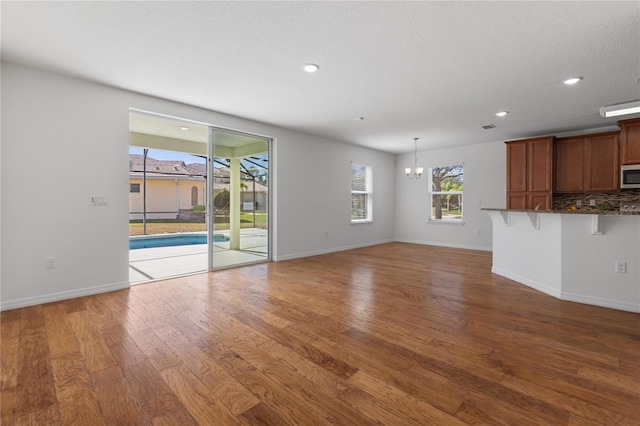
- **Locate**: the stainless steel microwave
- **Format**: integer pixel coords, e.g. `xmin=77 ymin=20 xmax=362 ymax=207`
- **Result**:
xmin=621 ymin=164 xmax=640 ymax=189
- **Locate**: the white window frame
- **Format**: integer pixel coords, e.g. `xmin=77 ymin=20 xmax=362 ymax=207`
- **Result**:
xmin=351 ymin=163 xmax=373 ymax=223
xmin=428 ymin=163 xmax=464 ymax=223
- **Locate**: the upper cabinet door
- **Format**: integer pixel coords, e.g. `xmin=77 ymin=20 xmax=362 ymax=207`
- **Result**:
xmin=555 ymin=137 xmax=584 ymax=192
xmin=585 ymin=133 xmax=619 ymax=192
xmin=506 ymin=141 xmax=528 ymax=193
xmin=528 ymin=137 xmax=553 ymax=192
xmin=619 ymin=118 xmax=640 ymax=165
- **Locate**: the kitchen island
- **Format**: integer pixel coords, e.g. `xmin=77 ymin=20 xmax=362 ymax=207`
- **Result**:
xmin=484 ymin=208 xmax=640 ymax=312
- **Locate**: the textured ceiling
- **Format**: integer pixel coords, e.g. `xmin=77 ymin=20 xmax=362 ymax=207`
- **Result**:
xmin=2 ymin=1 xmax=639 ymax=154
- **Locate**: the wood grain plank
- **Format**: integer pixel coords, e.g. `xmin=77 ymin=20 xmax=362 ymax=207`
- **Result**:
xmin=576 ymin=365 xmax=640 ymax=396
xmin=500 ymin=371 xmax=639 ymax=426
xmin=229 ymin=308 xmax=359 ymax=379
xmin=160 ymin=364 xmax=240 ymax=425
xmin=348 ymin=370 xmax=467 ymax=425
xmin=0 ymin=310 xmax=21 ymax=426
xmin=495 ymin=362 xmax=640 ymax=421
xmin=154 ymin=324 xmax=260 ymax=416
xmin=202 ymin=310 xmax=417 ymax=425
xmin=16 ymin=306 xmax=58 ymax=417
xmin=67 ymin=310 xmax=117 ymax=373
xmin=2 ymin=243 xmax=639 ymax=425
xmin=91 ymin=365 xmax=150 ymax=425
xmin=185 ymin=310 xmax=375 ymax=424
xmin=49 ymin=353 xmax=106 ymax=425
xmin=151 ymin=409 xmax=198 ymax=426
xmin=42 ymin=303 xmax=79 ymax=359
xmin=101 ymin=325 xmax=194 ymax=421
xmin=237 ymin=402 xmax=289 ymax=425
xmin=13 ymin=404 xmax=60 ymax=425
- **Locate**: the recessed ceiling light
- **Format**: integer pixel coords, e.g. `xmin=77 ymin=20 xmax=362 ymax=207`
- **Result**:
xmin=563 ymin=77 xmax=583 ymax=85
xmin=303 ymin=63 xmax=319 ymax=73
xmin=179 ymin=126 xmax=189 ymax=131
xmin=495 ymin=111 xmax=508 ymax=117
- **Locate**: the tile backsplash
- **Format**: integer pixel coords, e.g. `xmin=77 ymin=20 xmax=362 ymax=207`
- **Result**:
xmin=554 ymin=190 xmax=640 ymax=211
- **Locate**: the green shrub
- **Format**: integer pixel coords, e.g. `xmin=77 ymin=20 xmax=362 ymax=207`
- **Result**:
xmin=193 ymin=205 xmax=206 ymax=212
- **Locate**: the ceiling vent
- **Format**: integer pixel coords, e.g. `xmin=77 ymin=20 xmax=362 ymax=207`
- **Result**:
xmin=482 ymin=124 xmax=496 ymax=130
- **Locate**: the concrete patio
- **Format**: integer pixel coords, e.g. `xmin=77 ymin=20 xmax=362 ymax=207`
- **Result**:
xmin=129 ymin=228 xmax=268 ymax=284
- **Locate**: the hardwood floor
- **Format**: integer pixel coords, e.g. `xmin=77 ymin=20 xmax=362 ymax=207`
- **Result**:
xmin=2 ymin=242 xmax=639 ymax=425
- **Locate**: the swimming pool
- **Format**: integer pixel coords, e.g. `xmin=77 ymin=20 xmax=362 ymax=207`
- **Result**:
xmin=129 ymin=233 xmax=229 ymax=250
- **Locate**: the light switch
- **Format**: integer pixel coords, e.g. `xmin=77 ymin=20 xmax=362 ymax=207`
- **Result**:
xmin=91 ymin=195 xmax=108 ymax=206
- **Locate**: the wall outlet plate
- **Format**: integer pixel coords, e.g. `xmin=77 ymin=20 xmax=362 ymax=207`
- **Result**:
xmin=46 ymin=257 xmax=56 ymax=269
xmin=615 ymin=261 xmax=627 ymax=273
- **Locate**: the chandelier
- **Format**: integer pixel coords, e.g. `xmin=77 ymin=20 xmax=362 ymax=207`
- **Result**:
xmin=405 ymin=138 xmax=423 ymax=179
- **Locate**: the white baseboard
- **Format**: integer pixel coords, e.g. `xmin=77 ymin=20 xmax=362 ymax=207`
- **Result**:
xmin=273 ymin=239 xmax=394 ymax=262
xmin=492 ymin=268 xmax=639 ymax=313
xmin=491 ymin=267 xmax=562 ymax=298
xmin=1 ymin=281 xmax=130 ymax=311
xmin=561 ymin=291 xmax=640 ymax=313
xmin=394 ymin=238 xmax=492 ymax=252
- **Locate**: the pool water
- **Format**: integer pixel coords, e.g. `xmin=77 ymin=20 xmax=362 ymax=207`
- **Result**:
xmin=129 ymin=233 xmax=229 ymax=250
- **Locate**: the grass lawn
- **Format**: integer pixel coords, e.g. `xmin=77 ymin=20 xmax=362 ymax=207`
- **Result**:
xmin=239 ymin=212 xmax=268 ymax=228
xmin=130 ymin=213 xmax=267 ymax=236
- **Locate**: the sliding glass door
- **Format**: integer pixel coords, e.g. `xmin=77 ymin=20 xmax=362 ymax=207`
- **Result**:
xmin=207 ymin=128 xmax=270 ymax=269
xmin=129 ymin=111 xmax=270 ymax=283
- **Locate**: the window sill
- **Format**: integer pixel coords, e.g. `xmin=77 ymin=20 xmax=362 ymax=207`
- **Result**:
xmin=427 ymin=220 xmax=465 ymax=226
xmin=351 ymin=220 xmax=373 ymax=225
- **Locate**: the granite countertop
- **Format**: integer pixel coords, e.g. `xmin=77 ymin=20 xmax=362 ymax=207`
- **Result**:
xmin=481 ymin=208 xmax=640 ymax=216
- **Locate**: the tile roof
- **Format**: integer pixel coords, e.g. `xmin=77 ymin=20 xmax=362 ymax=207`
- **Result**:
xmin=129 ymin=154 xmax=267 ymax=191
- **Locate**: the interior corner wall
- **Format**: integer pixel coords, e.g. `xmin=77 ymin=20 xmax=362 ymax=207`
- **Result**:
xmin=0 ymin=62 xmax=396 ymax=310
xmin=394 ymin=141 xmax=506 ymax=251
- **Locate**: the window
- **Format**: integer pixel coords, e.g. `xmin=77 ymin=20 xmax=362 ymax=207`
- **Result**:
xmin=351 ymin=163 xmax=372 ymax=222
xmin=191 ymin=186 xmax=198 ymax=206
xmin=130 ymin=183 xmax=140 ymax=193
xmin=429 ymin=164 xmax=463 ymax=222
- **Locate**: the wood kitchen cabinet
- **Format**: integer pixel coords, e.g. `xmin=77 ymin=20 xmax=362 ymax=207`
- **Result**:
xmin=506 ymin=141 xmax=527 ymax=193
xmin=554 ymin=132 xmax=619 ymax=192
xmin=619 ymin=117 xmax=640 ymax=165
xmin=555 ymin=137 xmax=584 ymax=192
xmin=585 ymin=132 xmax=619 ymax=191
xmin=506 ymin=136 xmax=553 ymax=209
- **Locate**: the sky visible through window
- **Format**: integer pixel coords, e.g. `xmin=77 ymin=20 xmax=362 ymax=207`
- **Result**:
xmin=129 ymin=147 xmax=206 ymax=164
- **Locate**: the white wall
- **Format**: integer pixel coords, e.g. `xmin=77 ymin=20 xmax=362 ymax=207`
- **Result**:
xmin=394 ymin=141 xmax=505 ymax=251
xmin=275 ymin=135 xmax=395 ymax=260
xmin=489 ymin=211 xmax=563 ymax=298
xmin=1 ymin=62 xmax=395 ymax=309
xmin=561 ymin=215 xmax=640 ymax=311
xmin=489 ymin=211 xmax=640 ymax=312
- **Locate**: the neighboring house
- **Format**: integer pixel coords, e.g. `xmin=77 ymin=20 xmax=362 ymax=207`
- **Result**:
xmin=129 ymin=154 xmax=267 ymax=220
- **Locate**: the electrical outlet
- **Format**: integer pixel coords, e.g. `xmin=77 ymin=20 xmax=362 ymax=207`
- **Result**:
xmin=576 ymin=200 xmax=582 ymax=207
xmin=615 ymin=261 xmax=627 ymax=273
xmin=589 ymin=199 xmax=596 ymax=206
xmin=46 ymin=257 xmax=56 ymax=269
